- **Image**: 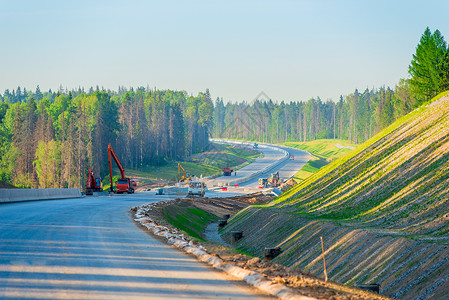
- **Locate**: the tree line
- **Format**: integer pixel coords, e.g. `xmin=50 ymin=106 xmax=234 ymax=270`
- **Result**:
xmin=0 ymin=27 xmax=447 ymax=189
xmin=213 ymin=27 xmax=449 ymax=144
xmin=0 ymin=88 xmax=213 ymax=188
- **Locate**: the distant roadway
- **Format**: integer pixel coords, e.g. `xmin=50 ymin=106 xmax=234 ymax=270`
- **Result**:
xmin=0 ymin=141 xmax=311 ymax=299
xmin=208 ymin=140 xmax=312 ymax=193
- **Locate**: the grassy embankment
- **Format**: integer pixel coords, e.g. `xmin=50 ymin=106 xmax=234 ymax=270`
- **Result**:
xmin=282 ymin=139 xmax=358 ymax=181
xmin=221 ymin=91 xmax=449 ymax=298
xmin=162 ymin=202 xmax=219 ymax=241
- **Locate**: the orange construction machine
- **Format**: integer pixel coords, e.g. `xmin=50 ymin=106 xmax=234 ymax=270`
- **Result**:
xmin=86 ymin=168 xmax=102 ymax=195
xmin=223 ymin=167 xmax=233 ymax=176
xmin=108 ymin=143 xmax=135 ymax=194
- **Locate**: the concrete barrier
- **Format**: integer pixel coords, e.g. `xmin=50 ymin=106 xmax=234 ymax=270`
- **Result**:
xmin=162 ymin=187 xmax=189 ymax=195
xmin=0 ymin=188 xmax=82 ymax=204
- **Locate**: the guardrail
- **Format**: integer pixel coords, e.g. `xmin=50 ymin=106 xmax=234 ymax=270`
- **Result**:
xmin=0 ymin=188 xmax=82 ymax=204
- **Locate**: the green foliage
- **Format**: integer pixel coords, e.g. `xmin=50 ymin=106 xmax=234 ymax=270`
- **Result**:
xmin=0 ymin=87 xmax=214 ymax=188
xmin=0 ymin=142 xmax=20 ymax=183
xmin=102 ymin=174 xmax=120 ymax=191
xmin=33 ymin=140 xmax=62 ymax=188
xmin=409 ymin=27 xmax=449 ymax=103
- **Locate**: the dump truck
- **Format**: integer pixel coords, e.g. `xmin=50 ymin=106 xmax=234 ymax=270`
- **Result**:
xmin=223 ymin=167 xmax=233 ymax=176
xmin=188 ymin=181 xmax=206 ymax=197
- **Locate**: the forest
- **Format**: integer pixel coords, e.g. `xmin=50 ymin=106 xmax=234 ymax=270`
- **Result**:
xmin=0 ymin=88 xmax=213 ymax=188
xmin=0 ymin=27 xmax=447 ymax=189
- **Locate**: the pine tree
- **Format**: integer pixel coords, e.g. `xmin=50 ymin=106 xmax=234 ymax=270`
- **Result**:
xmin=437 ymin=51 xmax=449 ymax=92
xmin=409 ymin=27 xmax=448 ymax=103
xmin=35 ymin=85 xmax=43 ymax=101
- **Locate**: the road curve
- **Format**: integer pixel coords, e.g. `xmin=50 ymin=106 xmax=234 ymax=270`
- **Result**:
xmin=0 ymin=194 xmax=273 ymax=299
xmin=207 ymin=141 xmax=312 ymax=192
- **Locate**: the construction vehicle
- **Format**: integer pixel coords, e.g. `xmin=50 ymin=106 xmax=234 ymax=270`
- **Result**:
xmin=86 ymin=168 xmax=102 ymax=195
xmin=188 ymin=181 xmax=206 ymax=197
xmin=258 ymin=178 xmax=268 ymax=188
xmin=268 ymin=171 xmax=280 ymax=187
xmin=178 ymin=163 xmax=191 ymax=182
xmin=223 ymin=167 xmax=233 ymax=176
xmin=108 ymin=143 xmax=135 ymax=194
xmin=258 ymin=172 xmax=281 ymax=188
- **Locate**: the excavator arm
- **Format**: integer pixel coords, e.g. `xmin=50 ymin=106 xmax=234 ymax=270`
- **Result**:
xmin=108 ymin=143 xmax=125 ymax=192
xmin=178 ymin=163 xmax=186 ymax=181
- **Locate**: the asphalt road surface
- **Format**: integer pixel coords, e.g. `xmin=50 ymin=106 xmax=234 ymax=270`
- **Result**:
xmin=0 ymin=194 xmax=274 ymax=299
xmin=0 ymin=142 xmax=311 ymax=299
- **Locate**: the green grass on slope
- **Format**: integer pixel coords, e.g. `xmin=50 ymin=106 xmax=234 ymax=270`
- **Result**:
xmin=162 ymin=202 xmax=219 ymax=241
xmin=271 ymin=91 xmax=449 ymax=236
xmin=273 ymin=107 xmax=423 ymax=206
xmin=284 ymin=139 xmax=358 ymax=161
xmin=282 ymin=139 xmax=358 ymax=181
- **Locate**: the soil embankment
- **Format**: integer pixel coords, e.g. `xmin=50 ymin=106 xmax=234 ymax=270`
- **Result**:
xmin=219 ymin=93 xmax=449 ymax=300
xmin=143 ymin=193 xmax=388 ymax=300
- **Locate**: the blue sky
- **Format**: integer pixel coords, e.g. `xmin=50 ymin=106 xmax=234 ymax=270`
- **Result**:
xmin=1 ymin=0 xmax=448 ymax=102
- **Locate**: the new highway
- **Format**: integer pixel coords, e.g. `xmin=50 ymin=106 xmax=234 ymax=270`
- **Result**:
xmin=0 ymin=142 xmax=310 ymax=299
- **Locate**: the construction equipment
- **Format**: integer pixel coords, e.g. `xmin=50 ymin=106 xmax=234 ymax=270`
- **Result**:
xmin=258 ymin=178 xmax=268 ymax=188
xmin=188 ymin=181 xmax=206 ymax=197
xmin=268 ymin=171 xmax=280 ymax=187
xmin=108 ymin=143 xmax=135 ymax=194
xmin=258 ymin=172 xmax=281 ymax=188
xmin=86 ymin=168 xmax=102 ymax=195
xmin=223 ymin=167 xmax=233 ymax=176
xmin=178 ymin=163 xmax=191 ymax=182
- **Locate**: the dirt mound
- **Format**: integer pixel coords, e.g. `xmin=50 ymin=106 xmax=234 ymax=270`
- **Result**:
xmin=279 ymin=178 xmax=297 ymax=191
xmin=185 ymin=192 xmax=273 ymax=218
xmin=0 ymin=181 xmax=17 ymax=189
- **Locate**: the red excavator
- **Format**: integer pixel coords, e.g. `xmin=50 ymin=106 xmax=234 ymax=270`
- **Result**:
xmin=86 ymin=168 xmax=102 ymax=195
xmin=108 ymin=143 xmax=135 ymax=194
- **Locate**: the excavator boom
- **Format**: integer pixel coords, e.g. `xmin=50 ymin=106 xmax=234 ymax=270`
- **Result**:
xmin=177 ymin=163 xmax=191 ymax=182
xmin=108 ymin=143 xmax=126 ymax=192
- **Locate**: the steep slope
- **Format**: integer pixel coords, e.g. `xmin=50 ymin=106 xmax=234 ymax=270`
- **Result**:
xmin=221 ymin=91 xmax=449 ymax=299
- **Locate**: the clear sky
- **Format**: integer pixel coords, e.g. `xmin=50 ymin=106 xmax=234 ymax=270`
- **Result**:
xmin=1 ymin=0 xmax=448 ymax=103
